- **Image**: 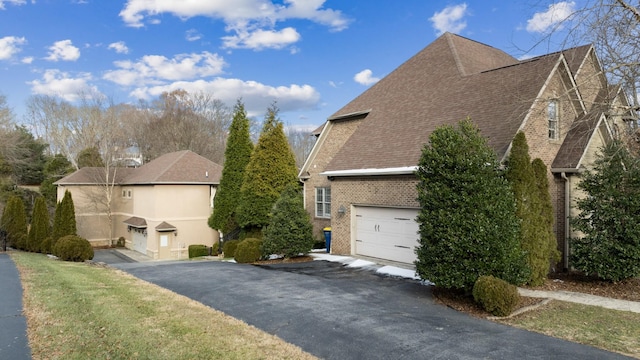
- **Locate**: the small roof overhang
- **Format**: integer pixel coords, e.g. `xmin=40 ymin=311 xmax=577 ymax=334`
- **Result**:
xmin=123 ymin=216 xmax=147 ymax=228
xmin=155 ymin=221 xmax=177 ymax=232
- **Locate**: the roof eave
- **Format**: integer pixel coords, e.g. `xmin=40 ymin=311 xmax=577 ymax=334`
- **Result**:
xmin=320 ymin=166 xmax=418 ymax=177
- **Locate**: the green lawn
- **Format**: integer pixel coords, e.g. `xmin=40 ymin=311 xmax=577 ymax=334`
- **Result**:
xmin=11 ymin=252 xmax=317 ymax=360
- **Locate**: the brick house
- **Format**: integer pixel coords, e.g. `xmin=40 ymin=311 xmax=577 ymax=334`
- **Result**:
xmin=56 ymin=150 xmax=222 ymax=260
xmin=299 ymin=32 xmax=635 ymax=269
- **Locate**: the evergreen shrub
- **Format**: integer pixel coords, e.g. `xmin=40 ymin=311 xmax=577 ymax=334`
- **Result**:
xmin=472 ymin=275 xmax=520 ymax=317
xmin=40 ymin=237 xmax=53 ymax=254
xmin=223 ymin=239 xmax=240 ymax=258
xmin=234 ymin=238 xmax=263 ymax=263
xmin=188 ymin=244 xmax=209 ymax=258
xmin=262 ymin=185 xmax=314 ymax=258
xmin=53 ymin=235 xmax=94 ymax=262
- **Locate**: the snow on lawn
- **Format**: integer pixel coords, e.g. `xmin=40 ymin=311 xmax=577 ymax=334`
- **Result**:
xmin=310 ymin=253 xmax=432 ymax=284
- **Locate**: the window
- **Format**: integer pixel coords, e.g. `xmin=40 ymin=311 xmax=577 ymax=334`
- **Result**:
xmin=315 ymin=187 xmax=331 ymax=218
xmin=548 ymin=100 xmax=559 ymax=140
xmin=122 ymin=188 xmax=132 ymax=199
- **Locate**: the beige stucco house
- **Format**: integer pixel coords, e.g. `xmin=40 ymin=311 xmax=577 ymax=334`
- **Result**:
xmin=56 ymin=150 xmax=222 ymax=260
xmin=300 ymin=32 xmax=635 ymax=269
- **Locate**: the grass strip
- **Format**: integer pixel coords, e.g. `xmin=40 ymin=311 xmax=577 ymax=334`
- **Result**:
xmin=11 ymin=252 xmax=317 ymax=360
xmin=499 ymin=300 xmax=640 ymax=358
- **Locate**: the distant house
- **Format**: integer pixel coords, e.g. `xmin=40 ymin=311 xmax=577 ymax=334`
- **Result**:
xmin=56 ymin=150 xmax=222 ymax=260
xmin=300 ymin=32 xmax=635 ymax=269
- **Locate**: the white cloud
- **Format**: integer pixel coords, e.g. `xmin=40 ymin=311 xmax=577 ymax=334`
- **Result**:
xmin=103 ymin=51 xmax=226 ymax=86
xmin=28 ymin=69 xmax=99 ymax=101
xmin=526 ymin=1 xmax=575 ymax=33
xmin=45 ymin=40 xmax=80 ymax=62
xmin=0 ymin=0 xmax=25 ymax=10
xmin=21 ymin=56 xmax=33 ymax=64
xmin=222 ymin=27 xmax=300 ymax=50
xmin=185 ymin=29 xmax=202 ymax=42
xmin=129 ymin=78 xmax=320 ymax=116
xmin=119 ymin=0 xmax=349 ymax=50
xmin=0 ymin=36 xmax=26 ymax=60
xmin=354 ymin=69 xmax=380 ymax=86
xmin=430 ymin=3 xmax=468 ymax=36
xmin=108 ymin=41 xmax=129 ymax=54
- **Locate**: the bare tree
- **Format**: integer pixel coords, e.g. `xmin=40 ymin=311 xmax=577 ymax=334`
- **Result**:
xmin=130 ymin=89 xmax=232 ymax=164
xmin=26 ymin=91 xmax=130 ymax=244
xmin=286 ymin=126 xmax=317 ymax=169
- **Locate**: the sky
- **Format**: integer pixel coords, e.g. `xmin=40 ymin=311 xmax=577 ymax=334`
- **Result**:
xmin=0 ymin=1 xmax=580 ymax=131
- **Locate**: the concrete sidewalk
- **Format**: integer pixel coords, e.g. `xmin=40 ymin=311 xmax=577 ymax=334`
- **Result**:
xmin=519 ymin=288 xmax=640 ymax=313
xmin=0 ymin=253 xmax=31 ymax=360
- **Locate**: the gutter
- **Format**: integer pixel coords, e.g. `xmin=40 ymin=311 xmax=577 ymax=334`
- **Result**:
xmin=320 ymin=166 xmax=418 ymax=178
xmin=561 ymin=172 xmax=570 ymax=271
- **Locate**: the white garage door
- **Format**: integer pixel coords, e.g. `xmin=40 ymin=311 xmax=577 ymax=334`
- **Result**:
xmin=355 ymin=207 xmax=420 ymax=264
xmin=133 ymin=231 xmax=146 ymax=254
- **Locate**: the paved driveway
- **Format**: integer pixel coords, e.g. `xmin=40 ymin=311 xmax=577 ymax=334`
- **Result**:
xmin=107 ymin=254 xmax=629 ymax=359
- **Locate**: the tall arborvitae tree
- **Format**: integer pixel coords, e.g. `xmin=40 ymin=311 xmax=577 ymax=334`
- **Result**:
xmin=532 ymin=158 xmax=560 ymax=271
xmin=1 ymin=195 xmax=28 ymax=249
xmin=237 ymin=104 xmax=298 ymax=234
xmin=27 ymin=196 xmax=50 ymax=253
xmin=262 ymin=184 xmax=314 ymax=258
xmin=505 ymin=132 xmax=555 ymax=286
xmin=208 ymin=100 xmax=254 ymax=234
xmin=52 ymin=190 xmax=77 ymax=245
xmin=571 ymin=141 xmax=640 ymax=281
xmin=415 ymin=120 xmax=529 ymax=292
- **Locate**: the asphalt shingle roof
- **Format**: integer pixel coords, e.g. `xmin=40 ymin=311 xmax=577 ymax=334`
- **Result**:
xmin=56 ymin=150 xmax=222 ymax=186
xmin=324 ymin=32 xmax=592 ymax=172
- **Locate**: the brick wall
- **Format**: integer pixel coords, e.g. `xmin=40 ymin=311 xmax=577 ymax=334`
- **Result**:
xmin=301 ymin=116 xmax=365 ymax=240
xmin=329 ymin=175 xmax=419 ymax=255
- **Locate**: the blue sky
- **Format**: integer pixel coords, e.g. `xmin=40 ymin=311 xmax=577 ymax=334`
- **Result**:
xmin=0 ymin=1 xmax=579 ymax=130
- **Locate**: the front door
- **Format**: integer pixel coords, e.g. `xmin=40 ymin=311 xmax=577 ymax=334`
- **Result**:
xmin=158 ymin=234 xmax=171 ymax=259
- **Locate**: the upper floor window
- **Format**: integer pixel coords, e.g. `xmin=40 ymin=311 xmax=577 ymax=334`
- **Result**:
xmin=315 ymin=187 xmax=331 ymax=218
xmin=548 ymin=100 xmax=559 ymax=140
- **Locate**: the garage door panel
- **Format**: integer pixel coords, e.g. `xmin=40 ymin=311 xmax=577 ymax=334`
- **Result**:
xmin=355 ymin=207 xmax=419 ymax=264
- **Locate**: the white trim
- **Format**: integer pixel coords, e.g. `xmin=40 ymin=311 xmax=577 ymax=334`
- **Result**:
xmin=321 ymin=166 xmax=417 ymax=177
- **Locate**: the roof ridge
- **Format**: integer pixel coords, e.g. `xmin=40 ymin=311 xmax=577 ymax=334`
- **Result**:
xmin=153 ymin=150 xmax=190 ymax=182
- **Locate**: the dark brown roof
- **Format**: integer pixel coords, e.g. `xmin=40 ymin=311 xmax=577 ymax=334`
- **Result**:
xmin=55 ymin=167 xmax=136 ymax=185
xmin=325 ymin=32 xmax=573 ymax=171
xmin=123 ymin=216 xmax=147 ymax=228
xmin=56 ymin=150 xmax=222 ymax=185
xmin=155 ymin=221 xmax=177 ymax=231
xmin=124 ymin=150 xmax=222 ymax=185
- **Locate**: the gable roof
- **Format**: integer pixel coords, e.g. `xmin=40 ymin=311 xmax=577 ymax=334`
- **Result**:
xmin=324 ymin=32 xmax=581 ymax=172
xmin=56 ymin=150 xmax=222 ymax=186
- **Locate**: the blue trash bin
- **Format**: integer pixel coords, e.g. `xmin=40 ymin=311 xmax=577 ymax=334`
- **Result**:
xmin=322 ymin=227 xmax=331 ymax=253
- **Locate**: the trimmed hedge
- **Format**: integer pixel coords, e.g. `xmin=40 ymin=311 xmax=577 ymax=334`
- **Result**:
xmin=188 ymin=244 xmax=210 ymax=258
xmin=223 ymin=239 xmax=240 ymax=258
xmin=234 ymin=238 xmax=263 ymax=264
xmin=472 ymin=275 xmax=520 ymax=317
xmin=53 ymin=235 xmax=94 ymax=262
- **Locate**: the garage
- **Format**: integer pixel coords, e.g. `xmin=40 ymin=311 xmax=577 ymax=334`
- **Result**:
xmin=354 ymin=206 xmax=420 ymax=264
xmin=124 ymin=216 xmax=147 ymax=255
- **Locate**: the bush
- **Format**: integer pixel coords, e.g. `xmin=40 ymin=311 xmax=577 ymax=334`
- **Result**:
xmin=188 ymin=244 xmax=210 ymax=258
xmin=472 ymin=275 xmax=520 ymax=317
xmin=262 ymin=184 xmax=314 ymax=258
xmin=116 ymin=236 xmax=126 ymax=247
xmin=415 ymin=120 xmax=529 ymax=292
xmin=223 ymin=239 xmax=240 ymax=258
xmin=53 ymin=235 xmax=94 ymax=262
xmin=234 ymin=238 xmax=263 ymax=264
xmin=40 ymin=237 xmax=53 ymax=254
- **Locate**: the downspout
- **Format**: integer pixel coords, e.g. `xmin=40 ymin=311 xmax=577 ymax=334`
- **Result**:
xmin=561 ymin=172 xmax=570 ymax=271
